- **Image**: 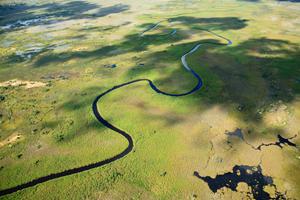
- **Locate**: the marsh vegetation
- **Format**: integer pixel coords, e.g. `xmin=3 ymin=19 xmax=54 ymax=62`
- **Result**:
xmin=0 ymin=0 xmax=299 ymax=199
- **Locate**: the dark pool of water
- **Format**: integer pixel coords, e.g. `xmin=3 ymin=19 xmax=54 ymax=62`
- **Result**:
xmin=194 ymin=165 xmax=286 ymax=200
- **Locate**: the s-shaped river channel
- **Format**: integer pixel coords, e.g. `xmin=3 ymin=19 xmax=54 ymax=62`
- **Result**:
xmin=0 ymin=19 xmax=232 ymax=197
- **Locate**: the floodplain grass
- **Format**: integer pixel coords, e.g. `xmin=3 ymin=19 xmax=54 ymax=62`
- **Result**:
xmin=0 ymin=0 xmax=300 ymax=199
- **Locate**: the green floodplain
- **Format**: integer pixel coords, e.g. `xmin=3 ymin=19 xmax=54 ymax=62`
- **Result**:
xmin=0 ymin=0 xmax=299 ymax=199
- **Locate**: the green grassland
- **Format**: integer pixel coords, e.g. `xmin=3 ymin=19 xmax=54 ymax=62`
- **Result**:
xmin=0 ymin=0 xmax=300 ymax=199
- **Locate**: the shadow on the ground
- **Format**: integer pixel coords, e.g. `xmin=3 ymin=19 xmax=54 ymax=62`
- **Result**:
xmin=3 ymin=14 xmax=300 ymax=129
xmin=28 ymin=16 xmax=247 ymax=66
xmin=0 ymin=12 xmax=299 ymax=197
xmin=55 ymin=86 xmax=107 ymax=142
xmin=133 ymin=36 xmax=300 ymax=125
xmin=0 ymin=1 xmax=129 ymax=34
xmin=169 ymin=16 xmax=248 ymax=30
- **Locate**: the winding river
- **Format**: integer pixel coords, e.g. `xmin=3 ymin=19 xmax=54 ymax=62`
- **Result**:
xmin=0 ymin=20 xmax=232 ymax=197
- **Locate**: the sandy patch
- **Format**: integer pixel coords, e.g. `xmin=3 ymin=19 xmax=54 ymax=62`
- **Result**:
xmin=198 ymin=105 xmax=238 ymax=135
xmin=263 ymin=104 xmax=289 ymax=127
xmin=263 ymin=102 xmax=300 ymax=135
xmin=0 ymin=79 xmax=46 ymax=89
xmin=271 ymin=16 xmax=278 ymax=21
xmin=72 ymin=46 xmax=90 ymax=52
xmin=0 ymin=133 xmax=23 ymax=148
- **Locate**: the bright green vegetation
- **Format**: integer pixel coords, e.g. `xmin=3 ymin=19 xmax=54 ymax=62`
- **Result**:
xmin=0 ymin=0 xmax=300 ymax=199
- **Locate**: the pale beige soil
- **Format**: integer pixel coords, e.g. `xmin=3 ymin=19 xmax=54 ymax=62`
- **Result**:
xmin=0 ymin=132 xmax=23 ymax=148
xmin=0 ymin=79 xmax=46 ymax=89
